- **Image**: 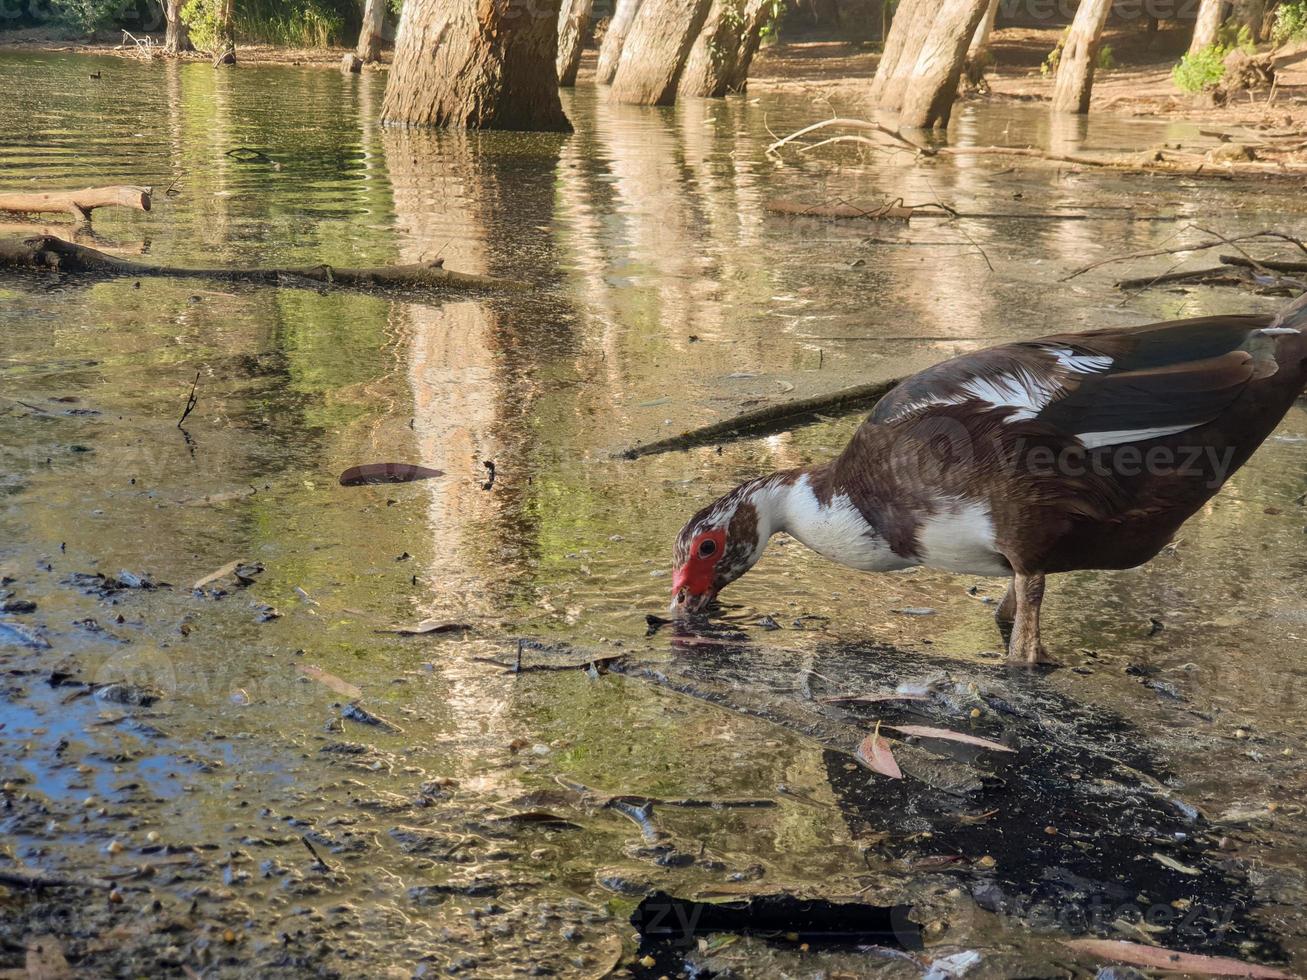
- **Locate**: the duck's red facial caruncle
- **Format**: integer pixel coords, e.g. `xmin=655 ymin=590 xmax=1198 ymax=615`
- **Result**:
xmin=671 ymin=527 xmax=726 ymax=615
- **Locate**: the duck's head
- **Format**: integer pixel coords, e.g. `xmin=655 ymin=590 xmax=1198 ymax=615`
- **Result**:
xmin=670 ymin=476 xmax=779 ymax=616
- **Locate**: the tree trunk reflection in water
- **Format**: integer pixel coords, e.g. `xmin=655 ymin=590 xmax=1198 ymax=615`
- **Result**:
xmin=382 ymin=130 xmax=571 ymax=617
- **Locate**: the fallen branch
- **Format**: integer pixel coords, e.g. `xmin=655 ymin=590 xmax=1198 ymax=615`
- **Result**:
xmin=0 ymin=867 xmax=112 ymax=890
xmin=1115 ymin=265 xmax=1247 ymax=289
xmin=0 ymin=236 xmax=524 ymax=294
xmin=767 ymin=118 xmax=1307 ymax=178
xmin=0 ymin=185 xmax=151 ymax=223
xmin=617 ymin=377 xmax=901 ymax=459
xmin=765 ymin=197 xmax=953 ymax=221
xmin=1219 ymin=254 xmax=1307 ymax=274
xmin=765 ymin=116 xmax=928 ymax=157
xmin=1063 ymin=228 xmax=1307 ymax=281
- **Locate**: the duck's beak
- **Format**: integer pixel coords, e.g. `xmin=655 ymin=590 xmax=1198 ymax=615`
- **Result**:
xmin=670 ymin=585 xmax=715 ymax=617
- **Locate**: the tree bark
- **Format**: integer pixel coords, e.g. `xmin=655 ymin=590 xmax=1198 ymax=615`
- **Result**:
xmin=214 ymin=0 xmax=236 ymax=64
xmin=596 ymin=0 xmax=641 ymax=84
xmin=557 ymin=0 xmax=594 ymax=86
xmin=0 ymin=185 xmax=152 ymax=223
xmin=1236 ymin=0 xmax=1265 ymax=39
xmin=356 ymin=0 xmax=386 ymax=62
xmin=678 ymin=0 xmax=770 ymax=98
xmin=967 ymin=0 xmax=998 ymax=61
xmin=869 ymin=0 xmax=930 ymax=109
xmin=1189 ymin=0 xmax=1226 ymax=53
xmin=0 ymin=236 xmax=525 ymax=293
xmin=163 ymin=0 xmax=190 ymax=54
xmin=382 ymin=0 xmax=571 ymax=132
xmin=608 ymin=0 xmax=713 ymax=105
xmin=1051 ymin=0 xmax=1113 ymax=114
xmin=895 ymin=0 xmax=991 ymax=128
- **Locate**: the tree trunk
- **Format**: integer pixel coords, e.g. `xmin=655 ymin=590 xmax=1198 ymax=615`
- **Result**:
xmin=1050 ymin=0 xmax=1113 ymax=114
xmin=356 ymin=0 xmax=386 ymax=62
xmin=557 ymin=0 xmax=594 ymax=86
xmin=163 ymin=0 xmax=189 ymax=54
xmin=1189 ymin=0 xmax=1226 ymax=52
xmin=967 ymin=0 xmax=998 ymax=61
xmin=678 ymin=0 xmax=770 ymax=98
xmin=1237 ymin=0 xmax=1265 ymax=39
xmin=214 ymin=0 xmax=235 ymax=64
xmin=869 ymin=0 xmax=930 ymax=109
xmin=725 ymin=0 xmax=770 ymax=92
xmin=382 ymin=0 xmax=571 ymax=132
xmin=608 ymin=0 xmax=713 ymax=105
xmin=596 ymin=0 xmax=641 ymax=84
xmin=895 ymin=0 xmax=991 ymax=128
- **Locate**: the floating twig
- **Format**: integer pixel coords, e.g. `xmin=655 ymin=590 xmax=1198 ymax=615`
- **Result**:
xmin=300 ymin=835 xmax=335 ymax=873
xmin=177 ymin=371 xmax=199 ymax=429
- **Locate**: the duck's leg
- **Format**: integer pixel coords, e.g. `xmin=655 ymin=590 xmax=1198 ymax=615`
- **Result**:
xmin=994 ymin=579 xmax=1016 ymax=645
xmin=1007 ymin=572 xmax=1052 ymax=665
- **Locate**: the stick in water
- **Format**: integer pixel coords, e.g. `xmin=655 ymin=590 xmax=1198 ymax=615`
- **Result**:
xmin=178 ymin=371 xmax=199 ymax=429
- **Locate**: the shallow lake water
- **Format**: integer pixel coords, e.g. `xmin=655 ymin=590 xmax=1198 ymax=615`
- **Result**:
xmin=1 ymin=51 xmax=1306 ymax=977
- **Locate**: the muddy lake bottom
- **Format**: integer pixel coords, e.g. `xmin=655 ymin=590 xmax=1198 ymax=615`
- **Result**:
xmin=1 ymin=51 xmax=1307 ymax=978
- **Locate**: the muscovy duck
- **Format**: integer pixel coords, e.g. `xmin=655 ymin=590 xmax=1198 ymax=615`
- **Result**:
xmin=671 ymin=295 xmax=1307 ymax=663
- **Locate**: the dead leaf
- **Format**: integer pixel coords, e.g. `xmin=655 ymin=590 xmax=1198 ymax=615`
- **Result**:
xmin=25 ymin=936 xmax=72 ymax=980
xmin=1151 ymin=852 xmax=1201 ymax=876
xmin=298 ymin=664 xmax=362 ymax=699
xmin=887 ymin=724 xmax=1015 ymax=753
xmin=1064 ymin=938 xmax=1292 ymax=977
xmin=192 ymin=559 xmax=243 ymax=591
xmin=854 ymin=724 xmax=902 ymax=779
xmin=338 ymin=463 xmax=444 ymax=486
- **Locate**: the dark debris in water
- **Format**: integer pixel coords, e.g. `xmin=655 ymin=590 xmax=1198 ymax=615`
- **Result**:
xmin=631 ymin=889 xmax=922 ymax=948
xmin=612 ymin=641 xmax=1287 ymax=965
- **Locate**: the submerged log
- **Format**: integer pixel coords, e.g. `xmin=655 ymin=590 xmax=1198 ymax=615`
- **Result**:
xmin=0 ymin=236 xmax=526 ymax=294
xmin=617 ymin=377 xmax=902 ymax=458
xmin=0 ymin=185 xmax=152 ymax=223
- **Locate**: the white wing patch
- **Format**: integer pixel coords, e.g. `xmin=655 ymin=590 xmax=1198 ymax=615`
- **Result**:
xmin=1076 ymin=424 xmax=1195 ymax=449
xmin=1039 ymin=346 xmax=1115 ymax=374
xmin=882 ymin=345 xmax=1114 ymax=425
xmin=957 ymin=366 xmax=1058 ymax=422
xmin=1256 ymin=327 xmax=1301 ymax=336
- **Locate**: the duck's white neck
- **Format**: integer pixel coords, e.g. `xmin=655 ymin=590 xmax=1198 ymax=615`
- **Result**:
xmin=743 ymin=470 xmax=912 ymax=573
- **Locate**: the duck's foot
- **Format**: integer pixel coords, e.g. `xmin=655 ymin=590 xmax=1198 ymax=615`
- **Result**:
xmin=1006 ymin=641 xmax=1058 ymax=667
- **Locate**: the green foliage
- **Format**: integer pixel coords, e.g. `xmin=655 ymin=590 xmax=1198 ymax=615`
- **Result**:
xmin=758 ymin=0 xmax=785 ymax=42
xmin=39 ymin=0 xmax=354 ymax=46
xmin=237 ymin=0 xmax=346 ymax=47
xmin=1172 ymin=43 xmax=1228 ymax=92
xmin=180 ymin=0 xmax=226 ymax=53
xmin=43 ymin=0 xmax=150 ymax=33
xmin=1272 ymin=0 xmax=1307 ymax=44
xmin=1040 ymin=31 xmax=1115 ymax=77
xmin=1171 ymin=26 xmax=1252 ymax=93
